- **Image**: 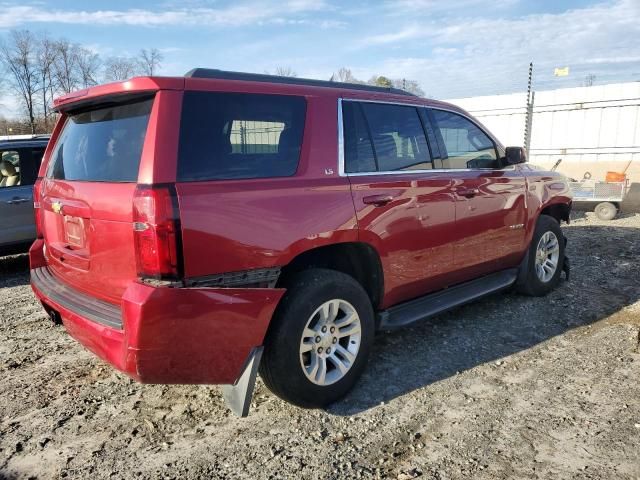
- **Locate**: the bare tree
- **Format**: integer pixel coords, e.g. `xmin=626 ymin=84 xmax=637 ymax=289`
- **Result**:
xmin=137 ymin=48 xmax=163 ymax=76
xmin=76 ymin=47 xmax=101 ymax=88
xmin=392 ymin=78 xmax=425 ymax=96
xmin=0 ymin=30 xmax=40 ymax=133
xmin=330 ymin=67 xmax=363 ymax=84
xmin=36 ymin=34 xmax=56 ymax=129
xmin=274 ymin=66 xmax=297 ymax=77
xmin=103 ymin=56 xmax=139 ymax=82
xmin=53 ymin=39 xmax=81 ymax=94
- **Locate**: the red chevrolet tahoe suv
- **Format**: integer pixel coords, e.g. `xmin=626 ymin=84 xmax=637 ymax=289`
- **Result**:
xmin=30 ymin=69 xmax=572 ymax=415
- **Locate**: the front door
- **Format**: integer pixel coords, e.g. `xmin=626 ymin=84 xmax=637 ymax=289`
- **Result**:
xmin=427 ymin=108 xmax=527 ymax=282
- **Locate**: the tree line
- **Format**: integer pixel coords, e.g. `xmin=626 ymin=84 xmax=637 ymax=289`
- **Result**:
xmin=274 ymin=66 xmax=425 ymax=97
xmin=0 ymin=30 xmax=163 ymax=134
xmin=1 ymin=29 xmax=425 ymax=136
xmin=329 ymin=67 xmax=425 ymax=96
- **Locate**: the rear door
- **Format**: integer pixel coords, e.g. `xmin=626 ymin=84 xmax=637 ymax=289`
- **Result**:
xmin=39 ymin=96 xmax=154 ymax=304
xmin=342 ymin=100 xmax=457 ymax=308
xmin=0 ymin=147 xmax=37 ymax=245
xmin=427 ymin=108 xmax=527 ymax=281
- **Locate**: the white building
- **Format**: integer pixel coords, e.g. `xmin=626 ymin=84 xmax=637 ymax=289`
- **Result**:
xmin=446 ymin=81 xmax=640 ymax=183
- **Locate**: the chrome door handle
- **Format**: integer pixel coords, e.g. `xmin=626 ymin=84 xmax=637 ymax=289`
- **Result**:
xmin=7 ymin=197 xmax=30 ymax=204
xmin=363 ymin=194 xmax=394 ymax=207
xmin=456 ymin=188 xmax=479 ymax=198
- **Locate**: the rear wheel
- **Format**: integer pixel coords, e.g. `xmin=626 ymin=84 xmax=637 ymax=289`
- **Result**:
xmin=594 ymin=202 xmax=617 ymax=221
xmin=516 ymin=215 xmax=565 ymax=296
xmin=260 ymin=269 xmax=374 ymax=408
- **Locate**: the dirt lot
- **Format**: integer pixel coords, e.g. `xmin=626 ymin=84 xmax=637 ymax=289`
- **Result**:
xmin=1 ymin=212 xmax=639 ymax=480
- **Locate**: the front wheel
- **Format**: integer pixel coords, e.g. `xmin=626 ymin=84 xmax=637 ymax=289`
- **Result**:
xmin=259 ymin=269 xmax=375 ymax=408
xmin=516 ymin=215 xmax=566 ymax=296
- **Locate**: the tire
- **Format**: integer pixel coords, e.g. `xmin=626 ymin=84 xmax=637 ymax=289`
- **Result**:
xmin=516 ymin=215 xmax=565 ymax=296
xmin=259 ymin=268 xmax=375 ymax=408
xmin=594 ymin=202 xmax=617 ymax=221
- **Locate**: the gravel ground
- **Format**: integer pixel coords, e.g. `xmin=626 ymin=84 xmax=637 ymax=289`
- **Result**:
xmin=1 ymin=212 xmax=639 ymax=480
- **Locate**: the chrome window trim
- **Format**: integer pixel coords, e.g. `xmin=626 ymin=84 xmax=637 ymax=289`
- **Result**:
xmin=338 ymin=98 xmax=345 ymax=176
xmin=337 ymin=98 xmax=512 ymax=177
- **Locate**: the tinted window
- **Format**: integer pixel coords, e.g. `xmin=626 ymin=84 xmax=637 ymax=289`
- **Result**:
xmin=360 ymin=103 xmax=431 ymax=172
xmin=430 ymin=110 xmax=498 ymax=169
xmin=343 ymin=102 xmax=376 ymax=173
xmin=47 ymin=98 xmax=153 ymax=182
xmin=0 ymin=150 xmax=21 ymax=187
xmin=178 ymin=92 xmax=306 ymax=181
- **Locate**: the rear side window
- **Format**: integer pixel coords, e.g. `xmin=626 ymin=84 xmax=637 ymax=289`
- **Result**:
xmin=0 ymin=150 xmax=21 ymax=187
xmin=47 ymin=98 xmax=153 ymax=182
xmin=178 ymin=92 xmax=306 ymax=181
xmin=343 ymin=101 xmax=431 ymax=173
xmin=0 ymin=147 xmax=45 ymax=187
xmin=429 ymin=109 xmax=498 ymax=169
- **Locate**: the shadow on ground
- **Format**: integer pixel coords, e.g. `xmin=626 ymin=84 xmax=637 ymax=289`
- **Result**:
xmin=0 ymin=254 xmax=29 ymax=287
xmin=330 ymin=223 xmax=640 ymax=415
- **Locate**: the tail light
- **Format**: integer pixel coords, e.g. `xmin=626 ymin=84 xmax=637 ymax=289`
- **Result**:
xmin=33 ymin=178 xmax=44 ymax=239
xmin=132 ymin=185 xmax=183 ymax=280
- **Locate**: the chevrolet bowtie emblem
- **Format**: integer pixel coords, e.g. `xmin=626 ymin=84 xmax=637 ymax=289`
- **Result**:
xmin=52 ymin=201 xmax=63 ymax=214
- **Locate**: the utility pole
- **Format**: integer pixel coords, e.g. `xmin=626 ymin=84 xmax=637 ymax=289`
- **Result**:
xmin=523 ymin=62 xmax=534 ymax=156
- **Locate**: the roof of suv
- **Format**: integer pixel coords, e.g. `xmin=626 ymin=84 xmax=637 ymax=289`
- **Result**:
xmin=52 ymin=69 xmax=465 ymax=116
xmin=0 ymin=134 xmax=50 ymax=148
xmin=185 ymin=68 xmax=416 ymax=97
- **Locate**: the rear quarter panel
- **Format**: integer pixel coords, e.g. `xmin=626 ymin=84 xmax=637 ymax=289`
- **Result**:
xmin=176 ymin=92 xmax=360 ymax=278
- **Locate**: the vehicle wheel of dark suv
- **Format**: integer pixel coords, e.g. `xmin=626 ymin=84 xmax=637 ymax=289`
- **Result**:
xmin=516 ymin=214 xmax=566 ymax=296
xmin=259 ymin=268 xmax=375 ymax=408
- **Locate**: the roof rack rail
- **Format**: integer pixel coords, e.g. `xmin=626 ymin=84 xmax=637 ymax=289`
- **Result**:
xmin=184 ymin=68 xmax=416 ymax=97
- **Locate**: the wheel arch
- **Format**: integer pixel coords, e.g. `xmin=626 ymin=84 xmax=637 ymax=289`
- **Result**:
xmin=540 ymin=201 xmax=572 ymax=224
xmin=277 ymin=241 xmax=384 ymax=310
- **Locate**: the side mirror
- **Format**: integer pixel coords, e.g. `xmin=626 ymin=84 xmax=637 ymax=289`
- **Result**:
xmin=504 ymin=146 xmax=527 ymax=165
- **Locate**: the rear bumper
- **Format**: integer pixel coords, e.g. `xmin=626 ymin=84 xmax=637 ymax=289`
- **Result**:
xmin=29 ymin=241 xmax=285 ymax=385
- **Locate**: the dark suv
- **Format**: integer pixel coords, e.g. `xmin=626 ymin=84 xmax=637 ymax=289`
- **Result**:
xmin=0 ymin=135 xmax=50 ymax=255
xmin=30 ymin=70 xmax=572 ymax=415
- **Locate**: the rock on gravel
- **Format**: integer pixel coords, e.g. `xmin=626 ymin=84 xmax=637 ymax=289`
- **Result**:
xmin=1 ymin=212 xmax=639 ymax=479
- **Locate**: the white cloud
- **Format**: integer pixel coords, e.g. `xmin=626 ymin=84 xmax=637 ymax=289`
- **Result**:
xmin=384 ymin=0 xmax=518 ymax=12
xmin=357 ymin=0 xmax=640 ymax=97
xmin=0 ymin=2 xmax=336 ymax=29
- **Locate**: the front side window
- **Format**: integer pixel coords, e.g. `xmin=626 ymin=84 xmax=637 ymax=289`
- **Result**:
xmin=0 ymin=150 xmax=21 ymax=187
xmin=47 ymin=98 xmax=153 ymax=182
xmin=430 ymin=109 xmax=498 ymax=169
xmin=178 ymin=92 xmax=306 ymax=181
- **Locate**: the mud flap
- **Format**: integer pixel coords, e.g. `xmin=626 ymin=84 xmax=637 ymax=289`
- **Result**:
xmin=222 ymin=347 xmax=263 ymax=417
xmin=562 ymin=256 xmax=570 ymax=281
xmin=562 ymin=235 xmax=570 ymax=281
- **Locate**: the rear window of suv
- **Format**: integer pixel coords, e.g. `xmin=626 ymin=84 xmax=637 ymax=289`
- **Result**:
xmin=47 ymin=97 xmax=153 ymax=182
xmin=178 ymin=92 xmax=306 ymax=181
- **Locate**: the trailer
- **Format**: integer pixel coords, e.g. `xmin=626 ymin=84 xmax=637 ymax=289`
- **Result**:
xmin=568 ymin=180 xmax=628 ymax=220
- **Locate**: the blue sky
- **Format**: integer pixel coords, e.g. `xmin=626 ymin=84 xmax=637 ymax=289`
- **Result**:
xmin=0 ymin=0 xmax=639 ymax=100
